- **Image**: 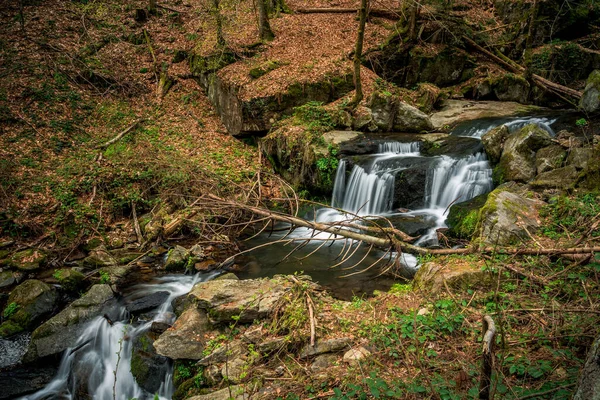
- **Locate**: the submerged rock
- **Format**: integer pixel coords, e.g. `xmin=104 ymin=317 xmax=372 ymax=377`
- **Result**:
xmin=24 ymin=284 xmax=115 ymax=362
xmin=0 ymin=280 xmax=58 ymax=338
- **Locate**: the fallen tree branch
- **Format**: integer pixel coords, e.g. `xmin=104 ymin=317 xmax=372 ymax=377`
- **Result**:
xmin=96 ymin=119 xmax=143 ymax=149
xmin=479 ymin=315 xmax=496 ymax=400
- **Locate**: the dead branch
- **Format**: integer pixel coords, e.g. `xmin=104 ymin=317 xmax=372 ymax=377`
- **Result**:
xmin=306 ymin=293 xmax=316 ymax=347
xmin=132 ymin=201 xmax=143 ymax=244
xmin=96 ymin=119 xmax=144 ymax=149
xmin=479 ymin=315 xmax=496 ymax=400
xmin=294 ymin=7 xmax=400 ymax=20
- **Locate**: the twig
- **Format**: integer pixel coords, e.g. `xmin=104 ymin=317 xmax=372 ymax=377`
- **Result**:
xmin=96 ymin=119 xmax=143 ymax=149
xmin=306 ymin=293 xmax=316 ymax=347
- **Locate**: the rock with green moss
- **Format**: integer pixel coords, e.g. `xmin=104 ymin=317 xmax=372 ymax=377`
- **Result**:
xmin=530 ymin=165 xmax=579 ymax=189
xmin=23 ymin=284 xmax=115 ymax=362
xmin=352 ymin=105 xmax=378 ymax=132
xmin=476 ymin=184 xmax=546 ymax=246
xmin=566 ymin=147 xmax=594 ymax=170
xmin=0 ymin=279 xmax=58 ymax=338
xmin=578 ymin=145 xmax=600 ymax=190
xmin=580 ymin=70 xmax=600 ymax=113
xmin=495 ymin=124 xmax=553 ymax=183
xmin=446 ymin=193 xmax=488 ymax=240
xmin=415 ymin=83 xmax=441 ymax=113
xmin=131 ymin=330 xmax=170 ymax=393
xmin=165 ymin=245 xmax=190 ymax=271
xmin=53 ymin=268 xmax=86 ymax=292
xmin=536 ymin=145 xmax=567 ymax=174
xmin=0 ymin=270 xmax=16 ymax=288
xmin=413 ymin=261 xmax=491 ymax=293
xmin=492 ymin=74 xmax=530 ymax=104
xmin=393 ymin=102 xmax=433 ymax=133
xmin=10 ymin=249 xmax=47 ymax=271
xmin=153 ymin=307 xmax=211 ymax=360
xmin=83 ymin=245 xmax=117 ymax=268
xmin=481 ymin=125 xmax=510 ymax=164
xmin=368 ymin=91 xmax=396 ymax=131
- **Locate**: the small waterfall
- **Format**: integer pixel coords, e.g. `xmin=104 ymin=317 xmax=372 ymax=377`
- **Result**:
xmin=331 ymin=159 xmax=346 ymax=208
xmin=425 ymin=153 xmax=493 ymax=209
xmin=378 ymin=141 xmax=420 ymax=154
xmin=23 ymin=273 xmax=218 ymax=400
xmin=339 ymin=165 xmax=395 ymax=215
xmin=455 ymin=116 xmax=557 ymax=138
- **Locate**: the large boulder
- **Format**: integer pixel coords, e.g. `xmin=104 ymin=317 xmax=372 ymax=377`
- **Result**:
xmin=413 ymin=261 xmax=491 ymax=293
xmin=83 ymin=245 xmax=117 ymax=268
xmin=535 ymin=144 xmax=566 ymax=174
xmin=23 ymin=284 xmax=115 ymax=362
xmin=130 ymin=327 xmax=171 ymax=393
xmin=188 ymin=276 xmax=292 ymax=324
xmin=494 ymin=124 xmax=553 ymax=183
xmin=481 ymin=125 xmax=510 ymax=164
xmin=164 ymin=245 xmax=190 ymax=271
xmin=368 ymin=92 xmax=396 ymax=131
xmin=0 ymin=280 xmax=58 ymax=338
xmin=573 ymin=335 xmax=600 ymax=400
xmin=580 ymin=70 xmax=600 ymax=113
xmin=530 ymin=165 xmax=579 ymax=189
xmin=393 ymin=102 xmax=433 ymax=133
xmin=153 ymin=307 xmax=211 ymax=360
xmin=446 ymin=193 xmax=488 ymax=240
xmin=566 ymin=147 xmax=594 ymax=170
xmin=476 ymin=184 xmax=545 ymax=246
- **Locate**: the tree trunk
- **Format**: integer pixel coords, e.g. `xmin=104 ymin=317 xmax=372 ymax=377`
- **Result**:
xmin=148 ymin=0 xmax=157 ymax=15
xmin=348 ymin=0 xmax=368 ymax=108
xmin=257 ymin=0 xmax=275 ymax=41
xmin=212 ymin=0 xmax=226 ymax=48
xmin=407 ymin=0 xmax=419 ymax=42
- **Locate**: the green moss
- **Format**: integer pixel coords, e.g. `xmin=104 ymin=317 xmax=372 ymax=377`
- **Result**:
xmin=446 ymin=194 xmax=488 ymax=240
xmin=248 ymin=60 xmax=283 ymax=79
xmin=189 ymin=51 xmax=237 ymax=75
xmin=130 ymin=349 xmax=149 ymax=382
xmin=0 ymin=320 xmax=23 ymax=338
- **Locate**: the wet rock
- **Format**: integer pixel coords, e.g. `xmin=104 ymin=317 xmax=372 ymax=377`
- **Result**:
xmin=580 ymin=70 xmax=600 ymax=113
xmin=131 ymin=330 xmax=170 ymax=394
xmin=343 ymin=346 xmax=372 ymax=363
xmin=83 ymin=245 xmax=117 ymax=268
xmin=481 ymin=125 xmax=510 ymax=164
xmin=392 ymin=157 xmax=432 ymax=209
xmin=0 ymin=270 xmax=16 ymax=288
xmin=446 ymin=193 xmax=488 ymax=240
xmin=531 ymin=165 xmax=579 ymax=189
xmin=126 ymin=291 xmax=170 ymax=314
xmin=494 ymin=124 xmax=553 ymax=183
xmin=0 ymin=280 xmax=58 ymax=338
xmin=188 ymin=276 xmax=291 ymax=324
xmin=24 ymin=284 xmax=115 ymax=362
xmin=153 ymin=308 xmax=210 ymax=360
xmin=52 ymin=268 xmax=86 ymax=292
xmin=393 ymin=102 xmax=433 ymax=133
xmin=420 ymin=135 xmax=483 ymax=158
xmin=413 ymin=262 xmax=491 ymax=293
xmin=566 ymin=147 xmax=594 ymax=170
xmin=187 ymin=385 xmax=249 ymax=400
xmin=165 ymin=245 xmax=190 ymax=271
xmin=299 ymin=337 xmax=352 ymax=359
xmin=0 ymin=365 xmax=57 ymax=400
xmin=477 ymin=184 xmax=545 ymax=246
xmin=430 ymin=100 xmax=536 ymax=129
xmin=10 ymin=249 xmax=47 ymax=271
xmin=535 ymin=145 xmax=566 ymax=174
xmin=310 ymin=354 xmax=338 ymax=371
xmin=573 ymin=335 xmax=600 ymax=400
xmin=382 ymin=213 xmax=438 ymax=237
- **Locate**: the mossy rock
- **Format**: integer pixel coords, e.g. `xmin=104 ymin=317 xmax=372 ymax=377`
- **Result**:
xmin=492 ymin=73 xmax=530 ymax=104
xmin=446 ymin=193 xmax=488 ymax=240
xmin=530 ymin=165 xmax=579 ymax=189
xmin=413 ymin=261 xmax=491 ymax=293
xmin=535 ymin=144 xmax=567 ymax=174
xmin=580 ymin=70 xmax=600 ymax=113
xmin=248 ymin=60 xmax=283 ymax=79
xmin=189 ymin=51 xmax=238 ymax=75
xmin=577 ymin=146 xmax=600 ymax=190
xmin=53 ymin=268 xmax=86 ymax=292
xmin=164 ymin=245 xmax=190 ymax=271
xmin=10 ymin=249 xmax=47 ymax=271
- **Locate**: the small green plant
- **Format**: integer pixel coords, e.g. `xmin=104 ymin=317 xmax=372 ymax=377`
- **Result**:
xmin=3 ymin=302 xmax=19 ymax=318
xmin=99 ymin=270 xmax=110 ymax=284
xmin=576 ymin=118 xmax=588 ymax=127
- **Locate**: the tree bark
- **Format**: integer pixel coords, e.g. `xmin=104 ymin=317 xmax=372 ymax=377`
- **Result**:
xmin=348 ymin=0 xmax=368 ymax=108
xmin=257 ymin=0 xmax=275 ymax=41
xmin=212 ymin=0 xmax=226 ymax=48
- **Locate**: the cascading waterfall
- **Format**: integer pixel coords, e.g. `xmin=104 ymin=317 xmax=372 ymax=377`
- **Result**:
xmin=22 ymin=273 xmax=218 ymax=400
xmin=454 ymin=116 xmax=556 ymax=138
xmin=378 ymin=141 xmax=420 ymax=154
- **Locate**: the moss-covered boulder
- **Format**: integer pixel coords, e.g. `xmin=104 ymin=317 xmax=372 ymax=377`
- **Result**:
xmin=481 ymin=125 xmax=510 ymax=164
xmin=10 ymin=249 xmax=47 ymax=271
xmin=368 ymin=92 xmax=396 ymax=131
xmin=0 ymin=280 xmax=58 ymax=338
xmin=83 ymin=245 xmax=117 ymax=268
xmin=53 ymin=268 xmax=86 ymax=292
xmin=492 ymin=74 xmax=531 ymax=104
xmin=580 ymin=70 xmax=600 ymax=113
xmin=131 ymin=329 xmax=170 ymax=393
xmin=446 ymin=193 xmax=488 ymax=240
xmin=577 ymin=145 xmax=600 ymax=190
xmin=566 ymin=147 xmax=594 ymax=170
xmin=413 ymin=262 xmax=491 ymax=293
xmin=165 ymin=245 xmax=190 ymax=271
xmin=476 ymin=184 xmax=545 ymax=246
xmin=24 ymin=284 xmax=115 ymax=361
xmin=536 ymin=145 xmax=567 ymax=174
xmin=530 ymin=165 xmax=579 ymax=189
xmin=0 ymin=270 xmax=16 ymax=288
xmin=494 ymin=124 xmax=553 ymax=183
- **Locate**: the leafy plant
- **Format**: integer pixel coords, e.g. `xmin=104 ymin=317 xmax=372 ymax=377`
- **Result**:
xmin=3 ymin=302 xmax=19 ymax=318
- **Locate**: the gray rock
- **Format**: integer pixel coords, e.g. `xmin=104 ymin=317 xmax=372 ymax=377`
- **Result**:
xmin=130 ymin=330 xmax=170 ymax=394
xmin=343 ymin=346 xmax=372 ymax=363
xmin=477 ymin=185 xmax=546 ymax=246
xmin=368 ymin=92 xmax=396 ymax=131
xmin=0 ymin=280 xmax=58 ymax=338
xmin=393 ymin=102 xmax=433 ymax=133
xmin=164 ymin=245 xmax=189 ymax=271
xmin=414 ymin=262 xmax=492 ymax=293
xmin=204 ymin=364 xmax=223 ymax=385
xmin=214 ymin=272 xmax=239 ymax=281
xmin=257 ymin=336 xmax=289 ymax=354
xmin=566 ymin=147 xmax=594 ymax=170
xmin=126 ymin=291 xmax=170 ymax=314
xmin=573 ymin=335 xmax=600 ymax=400
xmin=352 ymin=106 xmax=378 ymax=132
xmin=187 ymin=385 xmax=249 ymax=400
xmin=197 ymin=339 xmax=245 ymax=366
xmin=188 ymin=277 xmax=290 ymax=324
xmin=535 ymin=145 xmax=566 ymax=174
xmin=299 ymin=337 xmax=352 ymax=359
xmin=221 ymin=356 xmax=248 ymax=383
xmin=0 ymin=365 xmax=57 ymax=400
xmin=531 ymin=165 xmax=579 ymax=189
xmin=580 ymin=70 xmax=600 ymax=113
xmin=153 ymin=307 xmax=210 ymax=360
xmin=310 ymin=354 xmax=338 ymax=371
xmin=83 ymin=245 xmax=117 ymax=268
xmin=495 ymin=124 xmax=553 ymax=183
xmin=0 ymin=271 xmax=15 ymax=288
xmin=481 ymin=125 xmax=510 ymax=164
xmin=23 ymin=284 xmax=114 ymax=361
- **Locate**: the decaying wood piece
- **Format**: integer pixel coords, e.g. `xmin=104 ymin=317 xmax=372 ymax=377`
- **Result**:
xmin=96 ymin=119 xmax=144 ymax=149
xmin=479 ymin=315 xmax=496 ymax=400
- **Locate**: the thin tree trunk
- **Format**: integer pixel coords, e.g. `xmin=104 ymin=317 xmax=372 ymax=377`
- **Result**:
xmin=348 ymin=0 xmax=368 ymax=108
xmin=257 ymin=0 xmax=275 ymax=41
xmin=407 ymin=0 xmax=419 ymax=42
xmin=212 ymin=0 xmax=226 ymax=48
xmin=148 ymin=0 xmax=157 ymax=14
xmin=479 ymin=316 xmax=496 ymax=400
